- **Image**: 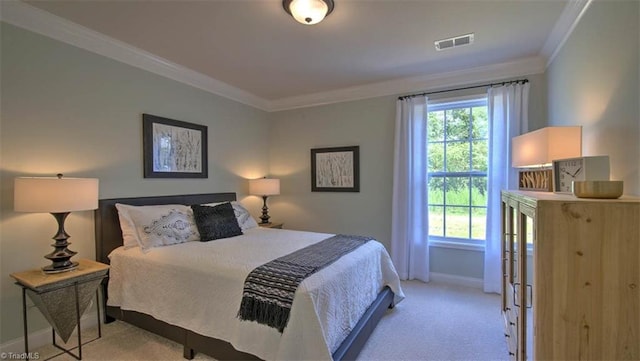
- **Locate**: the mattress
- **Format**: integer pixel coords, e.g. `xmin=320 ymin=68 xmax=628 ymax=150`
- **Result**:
xmin=107 ymin=227 xmax=404 ymax=360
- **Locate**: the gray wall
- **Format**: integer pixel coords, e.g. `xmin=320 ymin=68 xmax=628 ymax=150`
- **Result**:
xmin=4 ymin=0 xmax=631 ymax=346
xmin=547 ymin=0 xmax=639 ymax=195
xmin=0 ymin=23 xmax=270 ymax=343
xmin=268 ymin=74 xmax=548 ymax=280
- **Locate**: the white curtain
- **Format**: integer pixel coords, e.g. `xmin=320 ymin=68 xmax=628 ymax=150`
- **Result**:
xmin=391 ymin=95 xmax=429 ymax=282
xmin=484 ymin=82 xmax=530 ymax=293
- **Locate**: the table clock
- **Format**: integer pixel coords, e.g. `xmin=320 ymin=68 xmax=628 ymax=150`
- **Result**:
xmin=552 ymin=155 xmax=610 ymax=193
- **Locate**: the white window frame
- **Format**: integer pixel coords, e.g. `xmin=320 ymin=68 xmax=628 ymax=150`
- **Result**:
xmin=427 ymin=97 xmax=488 ymax=251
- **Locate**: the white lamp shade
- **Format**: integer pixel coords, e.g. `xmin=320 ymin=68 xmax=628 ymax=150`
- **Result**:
xmin=512 ymin=126 xmax=582 ymax=168
xmin=14 ymin=177 xmax=99 ymax=213
xmin=249 ymin=178 xmax=281 ymax=196
xmin=289 ymin=0 xmax=329 ymax=25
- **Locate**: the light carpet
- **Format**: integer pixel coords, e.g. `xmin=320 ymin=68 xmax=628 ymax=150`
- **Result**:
xmin=36 ymin=280 xmax=509 ymax=361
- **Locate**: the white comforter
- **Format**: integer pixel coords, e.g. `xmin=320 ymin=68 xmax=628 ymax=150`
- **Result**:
xmin=108 ymin=227 xmax=404 ymax=361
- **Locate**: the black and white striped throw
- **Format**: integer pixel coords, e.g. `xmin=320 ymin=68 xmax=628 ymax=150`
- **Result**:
xmin=237 ymin=234 xmax=371 ymax=332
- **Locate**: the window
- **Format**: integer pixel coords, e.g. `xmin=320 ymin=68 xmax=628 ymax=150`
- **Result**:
xmin=427 ymin=98 xmax=488 ymax=247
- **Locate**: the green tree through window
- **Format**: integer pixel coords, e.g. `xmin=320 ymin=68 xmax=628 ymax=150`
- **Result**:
xmin=427 ymin=98 xmax=488 ymax=245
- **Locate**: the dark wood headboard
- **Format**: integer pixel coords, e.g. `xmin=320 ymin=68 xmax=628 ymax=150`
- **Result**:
xmin=94 ymin=192 xmax=236 ymax=264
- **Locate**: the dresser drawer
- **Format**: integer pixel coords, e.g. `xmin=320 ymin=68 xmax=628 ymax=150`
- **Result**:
xmin=503 ymin=312 xmax=518 ymax=358
xmin=505 ymin=285 xmax=518 ymax=328
xmin=503 ymin=292 xmax=520 ymax=360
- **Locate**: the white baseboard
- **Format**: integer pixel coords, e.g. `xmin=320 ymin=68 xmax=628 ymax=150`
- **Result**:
xmin=429 ymin=272 xmax=483 ymax=289
xmin=0 ymin=313 xmax=99 ymax=354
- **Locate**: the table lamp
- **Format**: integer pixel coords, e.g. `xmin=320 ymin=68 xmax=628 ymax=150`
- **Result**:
xmin=511 ymin=126 xmax=581 ymax=191
xmin=14 ymin=174 xmax=99 ymax=273
xmin=249 ymin=177 xmax=280 ymax=224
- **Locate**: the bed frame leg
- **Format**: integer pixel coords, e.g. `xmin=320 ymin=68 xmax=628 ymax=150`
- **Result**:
xmin=183 ymin=346 xmax=195 ymax=360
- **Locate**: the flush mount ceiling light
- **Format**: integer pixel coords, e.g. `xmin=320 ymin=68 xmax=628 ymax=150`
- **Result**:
xmin=283 ymin=0 xmax=334 ymax=25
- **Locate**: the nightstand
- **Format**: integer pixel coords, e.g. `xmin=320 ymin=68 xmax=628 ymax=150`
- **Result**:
xmin=259 ymin=222 xmax=284 ymax=229
xmin=10 ymin=259 xmax=109 ymax=360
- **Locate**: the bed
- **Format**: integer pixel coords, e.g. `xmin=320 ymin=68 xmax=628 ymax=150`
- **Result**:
xmin=95 ymin=193 xmax=403 ymax=360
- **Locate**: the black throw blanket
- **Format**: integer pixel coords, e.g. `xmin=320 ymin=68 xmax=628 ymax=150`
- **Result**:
xmin=237 ymin=234 xmax=371 ymax=332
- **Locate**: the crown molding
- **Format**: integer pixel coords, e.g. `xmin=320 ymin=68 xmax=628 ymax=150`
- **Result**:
xmin=0 ymin=0 xmax=271 ymax=111
xmin=268 ymin=56 xmax=546 ymax=111
xmin=1 ymin=0 xmax=586 ymax=112
xmin=540 ymin=0 xmax=592 ymax=68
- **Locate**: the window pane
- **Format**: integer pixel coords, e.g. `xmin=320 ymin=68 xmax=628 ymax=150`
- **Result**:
xmin=426 ymin=98 xmax=488 ymax=244
xmin=445 ymin=177 xmax=470 ymax=206
xmin=446 ymin=108 xmax=470 ymax=141
xmin=471 ymin=207 xmax=487 ymax=239
xmin=471 ymin=177 xmax=488 ymax=206
xmin=471 ymin=106 xmax=488 ymax=139
xmin=428 ymin=177 xmax=444 ymax=204
xmin=428 ymin=111 xmax=445 ymax=141
xmin=429 ymin=206 xmax=444 ymax=237
xmin=445 ymin=141 xmax=471 ymax=172
xmin=428 ymin=142 xmax=444 ymax=172
xmin=471 ymin=140 xmax=488 ymax=171
xmin=445 ymin=206 xmax=470 ymax=238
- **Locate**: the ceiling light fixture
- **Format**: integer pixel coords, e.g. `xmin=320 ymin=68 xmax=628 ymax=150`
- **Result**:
xmin=283 ymin=0 xmax=334 ymax=25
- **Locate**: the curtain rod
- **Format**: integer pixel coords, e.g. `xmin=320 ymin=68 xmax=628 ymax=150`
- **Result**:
xmin=397 ymin=78 xmax=529 ymax=101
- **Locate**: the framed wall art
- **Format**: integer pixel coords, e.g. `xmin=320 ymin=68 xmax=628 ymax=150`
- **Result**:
xmin=143 ymin=113 xmax=208 ymax=178
xmin=311 ymin=146 xmax=360 ymax=192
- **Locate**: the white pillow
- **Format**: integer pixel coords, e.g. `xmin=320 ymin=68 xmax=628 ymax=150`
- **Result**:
xmin=115 ymin=203 xmax=200 ymax=252
xmin=115 ymin=204 xmax=140 ymax=249
xmin=204 ymin=201 xmax=258 ymax=231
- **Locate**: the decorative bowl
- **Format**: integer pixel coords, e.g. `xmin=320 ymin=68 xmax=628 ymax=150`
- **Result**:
xmin=572 ymin=180 xmax=623 ymax=199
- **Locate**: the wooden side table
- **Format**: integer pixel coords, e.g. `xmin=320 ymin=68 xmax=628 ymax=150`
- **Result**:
xmin=259 ymin=222 xmax=284 ymax=229
xmin=10 ymin=259 xmax=109 ymax=360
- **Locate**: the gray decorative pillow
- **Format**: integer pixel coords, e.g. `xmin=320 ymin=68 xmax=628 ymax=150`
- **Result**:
xmin=115 ymin=203 xmax=200 ymax=252
xmin=143 ymin=210 xmax=195 ymax=242
xmin=191 ymin=203 xmax=243 ymax=241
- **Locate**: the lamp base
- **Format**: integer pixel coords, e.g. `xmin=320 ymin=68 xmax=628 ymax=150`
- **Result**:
xmin=518 ymin=169 xmax=553 ymax=192
xmin=43 ymin=212 xmax=79 ymax=274
xmin=260 ymin=195 xmax=271 ymax=224
xmin=42 ymin=261 xmax=79 ymax=274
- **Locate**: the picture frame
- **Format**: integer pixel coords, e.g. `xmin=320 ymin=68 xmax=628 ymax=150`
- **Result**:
xmin=143 ymin=113 xmax=208 ymax=178
xmin=311 ymin=146 xmax=360 ymax=192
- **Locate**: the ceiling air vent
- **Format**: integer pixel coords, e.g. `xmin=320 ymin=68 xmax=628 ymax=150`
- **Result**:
xmin=435 ymin=33 xmax=475 ymax=51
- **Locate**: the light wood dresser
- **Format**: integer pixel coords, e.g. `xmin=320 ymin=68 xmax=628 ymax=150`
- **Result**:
xmin=500 ymin=190 xmax=639 ymax=360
